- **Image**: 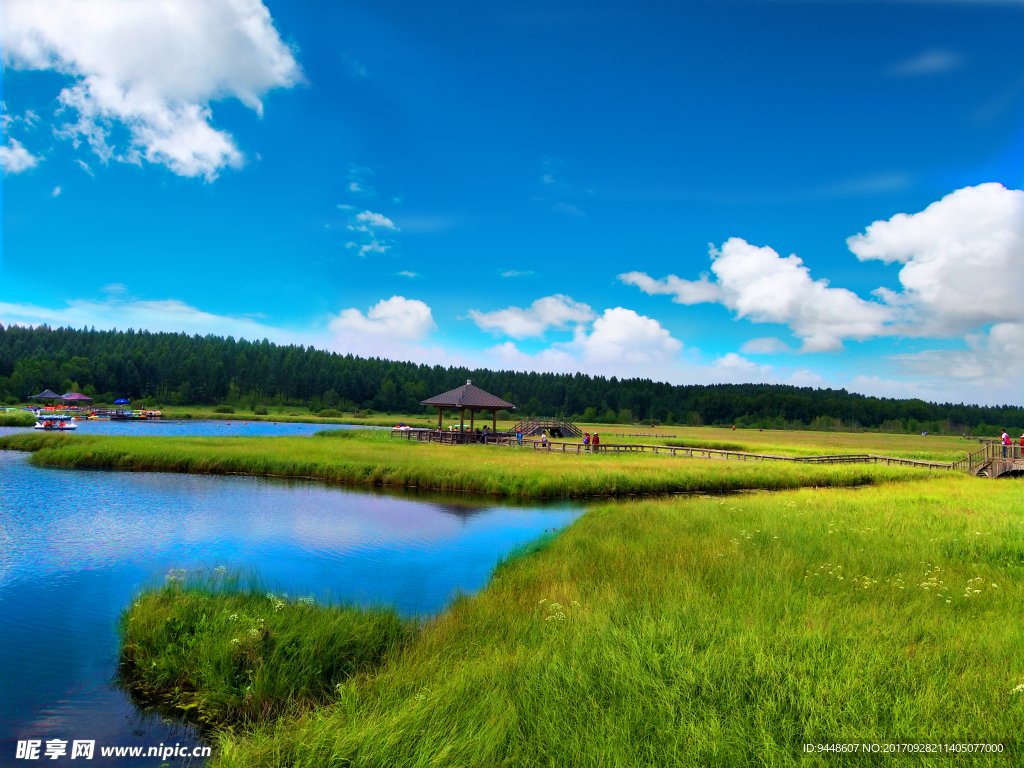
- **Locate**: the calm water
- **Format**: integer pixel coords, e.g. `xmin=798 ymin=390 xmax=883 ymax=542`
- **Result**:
xmin=0 ymin=415 xmax=372 ymax=439
xmin=0 ymin=442 xmax=581 ymax=766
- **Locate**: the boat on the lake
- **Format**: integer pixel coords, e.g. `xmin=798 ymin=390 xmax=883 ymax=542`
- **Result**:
xmin=34 ymin=414 xmax=77 ymax=430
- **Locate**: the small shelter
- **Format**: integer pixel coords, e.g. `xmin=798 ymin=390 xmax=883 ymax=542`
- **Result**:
xmin=61 ymin=392 xmax=94 ymax=405
xmin=421 ymin=380 xmax=515 ymax=433
xmin=29 ymin=389 xmax=63 ymax=402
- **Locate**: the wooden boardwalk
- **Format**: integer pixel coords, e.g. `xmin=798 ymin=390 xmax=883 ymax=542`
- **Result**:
xmin=391 ymin=429 xmax=962 ymax=472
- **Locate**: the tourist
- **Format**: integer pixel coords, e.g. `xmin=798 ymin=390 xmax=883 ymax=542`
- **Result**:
xmin=584 ymin=432 xmax=590 ymax=451
xmin=593 ymin=432 xmax=600 ymax=451
xmin=1001 ymin=429 xmax=1010 ymax=458
xmin=516 ymin=427 xmax=522 ymax=446
xmin=541 ymin=431 xmax=548 ymax=449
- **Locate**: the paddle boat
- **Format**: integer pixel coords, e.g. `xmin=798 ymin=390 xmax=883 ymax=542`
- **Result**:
xmin=34 ymin=414 xmax=77 ymax=430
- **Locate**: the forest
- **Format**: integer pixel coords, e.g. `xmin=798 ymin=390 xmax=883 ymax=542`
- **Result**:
xmin=1 ymin=323 xmax=1020 ymax=434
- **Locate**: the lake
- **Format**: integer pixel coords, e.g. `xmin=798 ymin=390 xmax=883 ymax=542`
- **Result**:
xmin=0 ymin=434 xmax=581 ymax=766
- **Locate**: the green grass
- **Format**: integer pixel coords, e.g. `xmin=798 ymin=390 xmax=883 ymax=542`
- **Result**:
xmin=126 ymin=474 xmax=1024 ymax=767
xmin=0 ymin=410 xmax=36 ymax=427
xmin=120 ymin=572 xmax=415 ymax=729
xmin=0 ymin=431 xmax=927 ymax=498
xmin=593 ymin=425 xmax=976 ymax=462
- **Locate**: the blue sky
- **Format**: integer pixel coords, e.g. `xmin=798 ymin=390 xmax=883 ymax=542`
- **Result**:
xmin=2 ymin=0 xmax=1023 ymax=405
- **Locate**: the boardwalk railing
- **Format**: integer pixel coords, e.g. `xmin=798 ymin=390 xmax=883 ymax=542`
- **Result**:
xmin=392 ymin=429 xmax=956 ymax=471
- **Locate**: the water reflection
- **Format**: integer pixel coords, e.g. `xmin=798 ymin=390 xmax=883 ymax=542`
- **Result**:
xmin=0 ymin=451 xmax=581 ymax=766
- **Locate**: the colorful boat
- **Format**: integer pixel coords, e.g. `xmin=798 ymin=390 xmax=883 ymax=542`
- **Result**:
xmin=34 ymin=414 xmax=77 ymax=430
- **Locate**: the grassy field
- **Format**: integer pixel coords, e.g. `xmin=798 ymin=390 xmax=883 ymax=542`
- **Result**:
xmin=591 ymin=425 xmax=979 ymax=463
xmin=120 ymin=572 xmax=415 ymax=729
xmin=0 ymin=430 xmax=926 ymax=498
xmin=0 ymin=409 xmax=36 ymax=427
xmin=118 ymin=474 xmax=1024 ymax=766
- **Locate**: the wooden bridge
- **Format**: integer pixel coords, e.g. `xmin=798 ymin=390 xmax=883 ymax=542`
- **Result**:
xmin=514 ymin=417 xmax=582 ymax=438
xmin=953 ymin=441 xmax=1024 ymax=478
xmin=390 ymin=429 xmax=1015 ymax=474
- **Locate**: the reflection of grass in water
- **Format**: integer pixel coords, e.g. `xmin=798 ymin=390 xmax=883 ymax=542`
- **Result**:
xmin=0 ymin=431 xmax=925 ymax=498
xmin=119 ymin=569 xmax=415 ymax=729
xmin=190 ymin=475 xmax=1024 ymax=767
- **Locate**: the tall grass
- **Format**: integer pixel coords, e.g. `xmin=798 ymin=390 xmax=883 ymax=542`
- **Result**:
xmin=0 ymin=410 xmax=36 ymax=427
xmin=600 ymin=425 xmax=975 ymax=463
xmin=119 ymin=571 xmax=415 ymax=729
xmin=196 ymin=474 xmax=1024 ymax=767
xmin=0 ymin=432 xmax=925 ymax=498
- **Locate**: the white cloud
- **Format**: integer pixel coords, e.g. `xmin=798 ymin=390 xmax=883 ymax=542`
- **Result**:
xmin=0 ymin=296 xmax=299 ymax=343
xmin=618 ymin=271 xmax=723 ymax=305
xmin=889 ymin=50 xmax=964 ymax=76
xmin=468 ymin=294 xmax=595 ymax=339
xmin=397 ymin=270 xmax=419 ymax=278
xmin=3 ymin=0 xmax=302 ymax=181
xmin=848 ymin=182 xmax=1024 ymax=337
xmin=623 ymin=238 xmax=892 ymax=352
xmin=1 ymin=137 xmax=42 ymax=174
xmin=551 ymin=202 xmax=585 ymax=217
xmin=576 ymin=307 xmax=682 ymax=365
xmin=714 ymin=352 xmax=772 ymax=377
xmin=76 ymin=159 xmax=94 ymax=176
xmin=50 ymin=186 xmax=62 ymax=197
xmin=740 ymin=337 xmax=792 ymax=354
xmin=329 ymin=296 xmax=436 ymax=341
xmin=501 ymin=270 xmax=533 ymax=278
xmin=346 ymin=240 xmax=389 ymax=257
xmin=355 ymin=210 xmax=397 ymax=230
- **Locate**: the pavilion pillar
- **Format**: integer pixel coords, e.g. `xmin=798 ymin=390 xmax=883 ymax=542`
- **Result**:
xmin=470 ymin=409 xmax=475 ymax=432
xmin=492 ymin=409 xmax=497 ymax=433
xmin=437 ymin=408 xmax=442 ymax=429
xmin=460 ymin=408 xmax=465 ymax=436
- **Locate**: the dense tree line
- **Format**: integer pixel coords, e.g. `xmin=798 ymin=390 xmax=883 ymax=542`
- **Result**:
xmin=1 ymin=323 xmax=1021 ymax=434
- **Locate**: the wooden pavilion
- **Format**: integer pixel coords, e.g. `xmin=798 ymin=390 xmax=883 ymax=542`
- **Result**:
xmin=421 ymin=380 xmax=515 ymax=433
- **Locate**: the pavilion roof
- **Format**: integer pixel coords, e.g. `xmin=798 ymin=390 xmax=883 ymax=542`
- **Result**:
xmin=421 ymin=380 xmax=515 ymax=410
xmin=29 ymin=389 xmax=62 ymax=400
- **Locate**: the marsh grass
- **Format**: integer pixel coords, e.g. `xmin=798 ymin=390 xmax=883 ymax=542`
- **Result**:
xmin=598 ymin=426 xmax=975 ymax=463
xmin=200 ymin=475 xmax=1024 ymax=767
xmin=0 ymin=410 xmax=36 ymax=427
xmin=0 ymin=431 xmax=924 ymax=498
xmin=119 ymin=571 xmax=415 ymax=729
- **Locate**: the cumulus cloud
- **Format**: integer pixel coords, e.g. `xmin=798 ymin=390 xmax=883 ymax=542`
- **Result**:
xmin=468 ymin=294 xmax=595 ymax=339
xmin=740 ymin=337 xmax=792 ymax=355
xmin=576 ymin=307 xmax=682 ymax=365
xmin=482 ymin=304 xmax=684 ymax=378
xmin=3 ymin=0 xmax=302 ymax=180
xmin=620 ymin=183 xmax=1024 ymax=396
xmin=618 ymin=271 xmax=722 ymax=305
xmin=1 ymin=137 xmax=42 ymax=174
xmin=623 ymin=238 xmax=892 ymax=352
xmin=329 ymin=296 xmax=436 ymax=341
xmin=355 ymin=210 xmax=397 ymax=230
xmin=848 ymin=183 xmax=1024 ymax=337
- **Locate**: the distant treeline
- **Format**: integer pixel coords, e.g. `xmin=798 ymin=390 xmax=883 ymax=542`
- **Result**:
xmin=1 ymin=323 xmax=1021 ymax=434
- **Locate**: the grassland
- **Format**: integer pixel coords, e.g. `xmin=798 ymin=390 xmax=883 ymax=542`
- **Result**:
xmin=0 ymin=409 xmax=36 ymax=427
xmin=119 ymin=474 xmax=1024 ymax=766
xmin=120 ymin=572 xmax=415 ymax=729
xmin=0 ymin=430 xmax=926 ymax=498
xmin=593 ymin=425 xmax=979 ymax=463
